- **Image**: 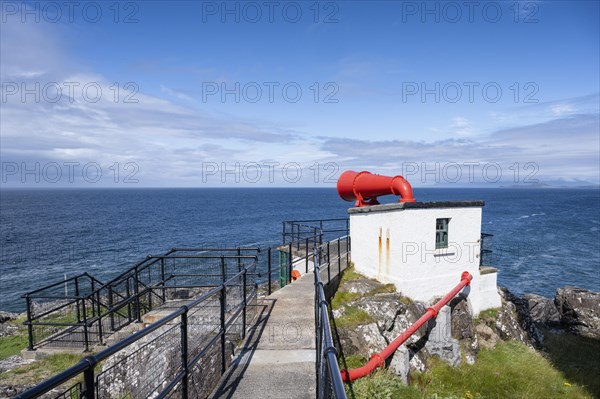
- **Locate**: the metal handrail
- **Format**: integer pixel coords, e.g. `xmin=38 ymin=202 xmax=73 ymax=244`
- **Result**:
xmin=16 ymin=256 xmax=258 ymax=399
xmin=313 ymin=238 xmax=349 ymax=399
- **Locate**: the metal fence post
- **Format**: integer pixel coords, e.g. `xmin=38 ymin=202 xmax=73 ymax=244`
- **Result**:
xmin=337 ymin=237 xmax=341 ymax=275
xmin=82 ymin=298 xmax=89 ymax=352
xmin=96 ymin=290 xmax=103 ymax=345
xmin=305 ymin=237 xmax=309 ymax=274
xmin=108 ymin=286 xmax=115 ymax=331
xmin=219 ymin=285 xmax=226 ymax=374
xmin=75 ymin=278 xmax=81 ymax=324
xmin=267 ymin=248 xmax=272 ymax=295
xmin=242 ymin=268 xmax=247 ymax=340
xmin=25 ymin=296 xmax=34 ymax=350
xmin=133 ymin=271 xmax=141 ymax=323
xmin=160 ymin=257 xmax=166 ymax=302
xmin=288 ymin=243 xmax=293 ymax=285
xmin=282 ymin=221 xmax=286 ymax=244
xmin=83 ymin=365 xmax=95 ymax=399
xmin=180 ymin=311 xmax=189 ymax=399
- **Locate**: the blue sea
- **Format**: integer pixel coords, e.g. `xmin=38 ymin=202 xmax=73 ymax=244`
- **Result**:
xmin=1 ymin=188 xmax=599 ymax=312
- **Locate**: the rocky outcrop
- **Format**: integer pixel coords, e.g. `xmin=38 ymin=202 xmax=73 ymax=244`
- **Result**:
xmin=0 ymin=311 xmax=20 ymax=338
xmin=334 ymin=275 xmax=469 ymax=381
xmin=449 ymin=296 xmax=479 ymax=364
xmin=555 ymin=286 xmax=600 ymax=339
xmin=495 ymin=287 xmax=544 ymax=348
xmin=523 ymin=294 xmax=560 ymax=326
xmin=332 ymin=273 xmax=600 ymax=386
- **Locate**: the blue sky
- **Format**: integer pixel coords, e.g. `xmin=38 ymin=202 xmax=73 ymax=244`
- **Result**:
xmin=1 ymin=0 xmax=599 ymax=187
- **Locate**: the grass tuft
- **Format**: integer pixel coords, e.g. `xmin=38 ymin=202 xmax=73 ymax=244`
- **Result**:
xmin=0 ymin=353 xmax=85 ymax=386
xmin=336 ymin=306 xmax=375 ymax=329
xmin=332 ymin=291 xmax=362 ymax=310
xmin=0 ymin=334 xmax=29 ymax=360
xmin=413 ymin=341 xmax=592 ymax=399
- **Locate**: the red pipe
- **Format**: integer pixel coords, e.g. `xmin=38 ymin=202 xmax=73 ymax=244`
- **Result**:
xmin=337 ymin=170 xmax=416 ymax=207
xmin=340 ymin=272 xmax=473 ymax=382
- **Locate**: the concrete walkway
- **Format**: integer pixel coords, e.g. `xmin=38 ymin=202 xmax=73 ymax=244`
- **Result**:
xmin=210 ymin=273 xmax=316 ymax=399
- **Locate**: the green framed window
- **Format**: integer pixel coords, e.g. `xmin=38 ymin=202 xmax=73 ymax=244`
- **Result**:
xmin=436 ymin=218 xmax=450 ymax=249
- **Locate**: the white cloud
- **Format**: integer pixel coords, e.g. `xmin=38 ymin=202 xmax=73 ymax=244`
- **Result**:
xmin=550 ymin=103 xmax=575 ymax=116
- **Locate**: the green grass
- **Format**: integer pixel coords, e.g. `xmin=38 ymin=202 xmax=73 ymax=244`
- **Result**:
xmin=368 ymin=284 xmax=397 ymax=295
xmin=341 ymin=264 xmax=362 ymax=282
xmin=0 ymin=316 xmax=29 ymax=360
xmin=0 ymin=353 xmax=85 ymax=386
xmin=542 ymin=329 xmax=600 ymax=398
xmin=413 ymin=341 xmax=592 ymax=399
xmin=336 ymin=306 xmax=375 ymax=329
xmin=340 ymin=354 xmax=368 ymax=370
xmin=347 ymin=370 xmax=422 ymax=399
xmin=0 ymin=334 xmax=29 ymax=360
xmin=332 ymin=291 xmax=362 ymax=310
xmin=343 ymin=341 xmax=593 ymax=399
xmin=473 ymin=308 xmax=499 ymax=325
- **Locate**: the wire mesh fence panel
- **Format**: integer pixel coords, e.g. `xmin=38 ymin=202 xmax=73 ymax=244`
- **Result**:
xmin=187 ymin=341 xmax=227 ymax=399
xmin=96 ymin=323 xmax=182 ymax=399
xmin=51 ymin=378 xmax=83 ymax=399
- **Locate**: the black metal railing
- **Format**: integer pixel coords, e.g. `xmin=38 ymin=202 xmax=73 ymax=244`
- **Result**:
xmin=282 ymin=218 xmax=349 ymax=250
xmin=20 ymin=218 xmax=350 ymax=399
xmin=314 ymin=237 xmax=349 ymax=399
xmin=16 ymin=254 xmax=259 ymax=399
xmin=23 ymin=248 xmax=260 ymax=352
xmin=480 ymin=233 xmax=493 ymax=266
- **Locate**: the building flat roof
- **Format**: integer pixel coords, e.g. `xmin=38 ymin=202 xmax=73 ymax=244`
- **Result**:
xmin=347 ymin=201 xmax=485 ymax=214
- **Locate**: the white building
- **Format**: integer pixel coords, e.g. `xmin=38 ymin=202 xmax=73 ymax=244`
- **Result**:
xmin=348 ymin=201 xmax=501 ymax=316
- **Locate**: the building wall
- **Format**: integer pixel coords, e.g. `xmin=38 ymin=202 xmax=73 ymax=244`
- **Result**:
xmin=349 ymin=203 xmax=501 ymax=315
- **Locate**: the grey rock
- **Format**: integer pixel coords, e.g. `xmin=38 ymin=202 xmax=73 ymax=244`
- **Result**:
xmin=388 ymin=346 xmax=410 ymax=383
xmin=555 ymin=286 xmax=600 ymax=339
xmin=0 ymin=355 xmax=34 ymax=374
xmin=0 ymin=311 xmax=19 ymax=324
xmin=424 ymin=306 xmax=461 ymax=367
xmin=475 ymin=324 xmax=499 ymax=350
xmin=496 ymin=287 xmax=544 ymax=348
xmin=0 ymin=312 xmax=21 ymax=338
xmin=338 ymin=277 xmax=383 ymax=295
xmin=450 ymin=296 xmax=479 ymax=363
xmin=523 ymin=294 xmax=560 ymax=326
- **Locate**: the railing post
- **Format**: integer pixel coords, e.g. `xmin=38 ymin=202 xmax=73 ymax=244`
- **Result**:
xmin=237 ymin=247 xmax=242 ymax=273
xmin=219 ymin=285 xmax=227 ymax=374
xmin=160 ymin=257 xmax=166 ymax=302
xmin=327 ymin=241 xmax=330 ymax=271
xmin=242 ymin=268 xmax=247 ymax=340
xmin=75 ymin=278 xmax=81 ymax=324
xmin=267 ymin=248 xmax=272 ymax=295
xmin=82 ymin=298 xmax=89 ymax=352
xmin=220 ymin=256 xmax=226 ymax=283
xmin=180 ymin=311 xmax=189 ymax=399
xmin=296 ymin=224 xmax=300 ymax=251
xmin=108 ymin=286 xmax=115 ymax=331
xmin=126 ymin=281 xmax=132 ymax=322
xmin=346 ymin=218 xmax=349 ymax=236
xmin=327 ymin=246 xmax=331 ymax=283
xmin=25 ymin=296 xmax=34 ymax=350
xmin=337 ymin=237 xmax=341 ymax=275
xmin=133 ymin=271 xmax=141 ymax=323
xmin=305 ymin=237 xmax=309 ymax=274
xmin=288 ymin=243 xmax=292 ymax=285
xmin=83 ymin=364 xmax=95 ymax=399
xmin=282 ymin=221 xmax=286 ymax=244
xmin=96 ymin=290 xmax=103 ymax=345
